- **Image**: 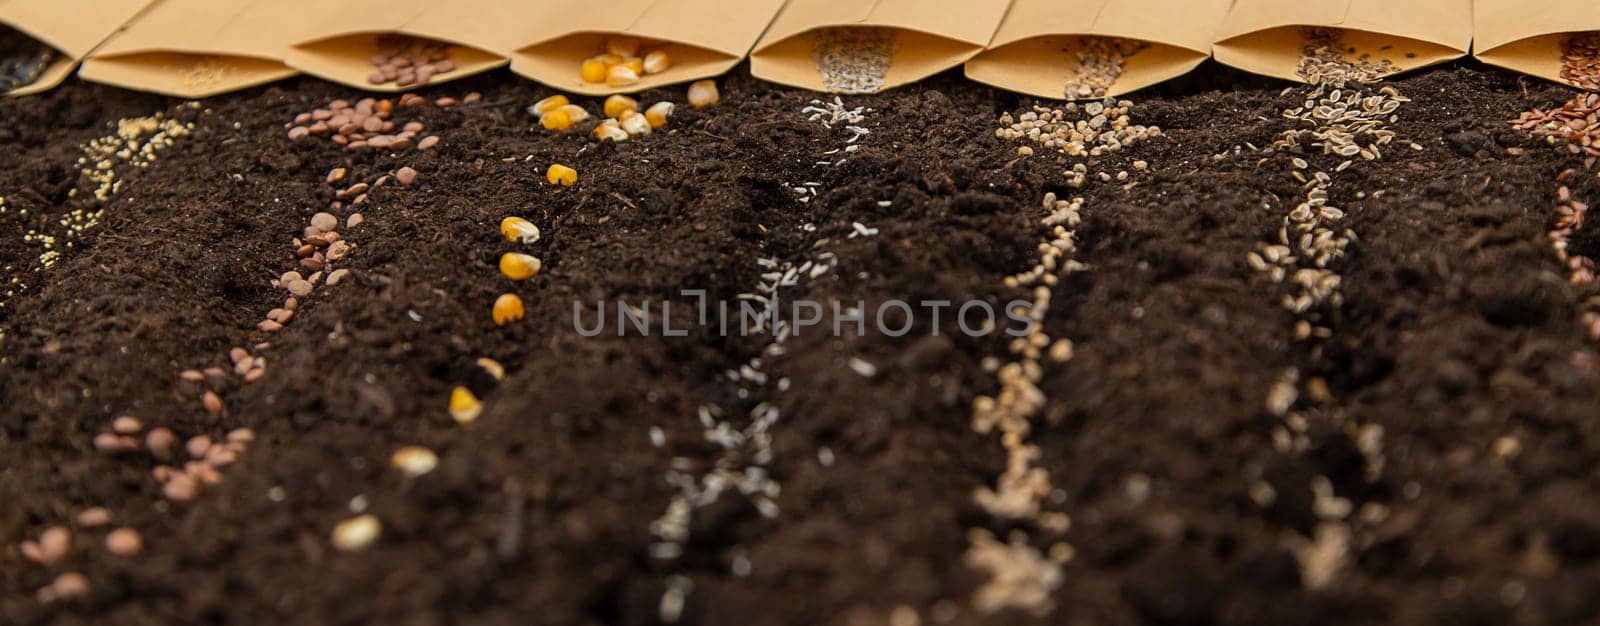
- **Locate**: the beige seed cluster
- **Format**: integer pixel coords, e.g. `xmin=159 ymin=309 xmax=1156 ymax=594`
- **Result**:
xmin=74 ymin=112 xmax=195 ymax=205
xmin=1062 ymin=36 xmax=1148 ymax=100
xmin=366 ymin=35 xmax=455 ymax=87
xmin=1562 ymin=32 xmax=1600 ymax=91
xmin=965 ymin=529 xmax=1069 ymax=616
xmin=809 ymin=27 xmax=898 ymax=94
xmin=1512 ymin=95 xmax=1600 ymax=340
xmin=996 ymin=99 xmax=1161 ymax=161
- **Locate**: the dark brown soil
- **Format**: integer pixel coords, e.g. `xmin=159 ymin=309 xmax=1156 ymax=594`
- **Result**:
xmin=2 ymin=60 xmax=1599 ymax=626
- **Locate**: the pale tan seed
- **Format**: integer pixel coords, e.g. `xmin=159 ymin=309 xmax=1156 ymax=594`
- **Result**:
xmin=332 ymin=514 xmax=381 ymax=551
xmin=203 ymin=391 xmax=223 ymax=415
xmin=76 ymin=508 xmax=112 ymax=528
xmin=111 ymin=416 xmax=143 ymax=434
xmin=105 ymin=528 xmax=142 ymax=556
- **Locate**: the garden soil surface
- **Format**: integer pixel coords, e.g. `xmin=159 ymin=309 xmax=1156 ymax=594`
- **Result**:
xmin=3 ymin=60 xmax=1600 ymax=626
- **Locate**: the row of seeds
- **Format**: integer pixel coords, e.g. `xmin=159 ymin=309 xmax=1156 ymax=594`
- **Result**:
xmin=648 ymin=95 xmax=866 ymax=622
xmin=9 ymin=105 xmax=220 ymax=602
xmin=1249 ymin=28 xmax=1407 ymax=589
xmin=962 ymin=95 xmax=1160 ymax=617
xmin=1512 ymin=93 xmax=1600 ymax=340
xmin=1 ymin=109 xmax=194 ymax=340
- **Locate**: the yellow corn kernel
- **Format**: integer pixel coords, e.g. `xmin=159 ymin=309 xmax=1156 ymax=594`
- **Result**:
xmin=605 ymin=36 xmax=641 ymax=58
xmin=606 ymin=65 xmax=639 ymax=87
xmin=499 ymin=252 xmax=542 ymax=281
xmin=598 ymin=53 xmax=624 ymax=67
xmin=499 ymin=217 xmax=541 ymax=244
xmin=622 ymin=57 xmax=645 ymax=76
xmin=492 ymin=293 xmax=524 ymax=326
xmin=643 ymin=50 xmax=671 ymax=75
xmin=531 ymin=95 xmax=569 ymax=117
xmin=541 ymin=108 xmax=573 ymax=131
xmin=558 ymin=104 xmax=592 ymax=124
xmin=620 ymin=114 xmax=651 ymax=137
xmin=645 ymin=101 xmax=675 ymax=129
xmin=547 ymin=164 xmax=577 ymax=186
xmin=604 ymin=94 xmax=638 ymax=118
xmin=580 ymin=58 xmax=607 ymax=83
xmin=594 ymin=120 xmax=630 ymax=142
xmin=449 ymin=386 xmax=482 ymax=424
xmin=688 ymin=80 xmax=719 ymax=108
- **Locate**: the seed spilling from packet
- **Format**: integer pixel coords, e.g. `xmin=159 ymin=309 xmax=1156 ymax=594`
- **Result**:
xmin=809 ymin=27 xmax=898 ymax=94
xmin=1562 ymin=32 xmax=1600 ymax=92
xmin=580 ymin=36 xmax=672 ymax=87
xmin=0 ymin=26 xmax=58 ymax=92
xmin=1062 ymin=36 xmax=1148 ymax=100
xmin=367 ymin=35 xmax=456 ymax=87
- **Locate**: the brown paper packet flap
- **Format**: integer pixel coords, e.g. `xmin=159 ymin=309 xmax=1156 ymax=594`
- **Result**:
xmin=285 ymin=0 xmax=508 ymax=92
xmin=507 ymin=0 xmax=786 ymax=96
xmin=987 ymin=0 xmax=1229 ymax=53
xmin=1474 ymin=0 xmax=1600 ymax=88
xmin=966 ymin=0 xmax=1229 ymax=99
xmin=0 ymin=0 xmax=154 ymax=60
xmin=80 ymin=0 xmax=308 ymax=98
xmin=750 ymin=0 xmax=1011 ymax=92
xmin=1214 ymin=0 xmax=1473 ymax=83
xmin=1475 ymin=0 xmax=1600 ymax=52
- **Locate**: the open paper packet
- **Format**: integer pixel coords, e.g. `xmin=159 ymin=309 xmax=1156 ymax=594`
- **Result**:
xmin=1475 ymin=0 xmax=1600 ymax=91
xmin=966 ymin=0 xmax=1230 ymax=99
xmin=1213 ymin=0 xmax=1473 ymax=83
xmin=80 ymin=0 xmax=320 ymax=98
xmin=285 ymin=0 xmax=507 ymax=92
xmin=504 ymin=0 xmax=786 ymax=95
xmin=1 ymin=0 xmax=154 ymax=96
xmin=750 ymin=0 xmax=1011 ymax=93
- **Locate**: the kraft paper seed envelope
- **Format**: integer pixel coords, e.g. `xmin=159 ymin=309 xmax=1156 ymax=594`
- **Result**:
xmin=80 ymin=0 xmax=313 ymax=99
xmin=286 ymin=0 xmax=507 ymax=92
xmin=966 ymin=0 xmax=1231 ymax=99
xmin=1214 ymin=0 xmax=1473 ymax=83
xmin=750 ymin=0 xmax=1012 ymax=93
xmin=1 ymin=0 xmax=155 ymax=96
xmin=1475 ymin=0 xmax=1600 ymax=89
xmin=506 ymin=0 xmax=786 ymax=96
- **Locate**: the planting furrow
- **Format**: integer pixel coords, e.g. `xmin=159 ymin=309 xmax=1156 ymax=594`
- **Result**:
xmin=1239 ymin=29 xmax=1418 ymax=588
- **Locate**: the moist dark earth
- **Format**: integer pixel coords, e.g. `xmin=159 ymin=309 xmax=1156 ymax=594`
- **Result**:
xmin=3 ymin=59 xmax=1600 ymax=626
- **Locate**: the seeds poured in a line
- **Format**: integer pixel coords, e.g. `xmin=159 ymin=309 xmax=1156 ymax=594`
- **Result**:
xmin=1061 ymin=36 xmax=1148 ymax=100
xmin=809 ymin=27 xmax=897 ymax=94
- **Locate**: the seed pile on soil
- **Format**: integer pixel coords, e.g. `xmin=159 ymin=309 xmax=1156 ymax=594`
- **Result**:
xmin=1561 ymin=32 xmax=1600 ymax=91
xmin=7 ymin=57 xmax=1600 ymax=626
xmin=1062 ymin=36 xmax=1148 ymax=100
xmin=809 ymin=27 xmax=897 ymax=93
xmin=0 ymin=26 xmax=56 ymax=92
xmin=367 ymin=35 xmax=456 ymax=87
